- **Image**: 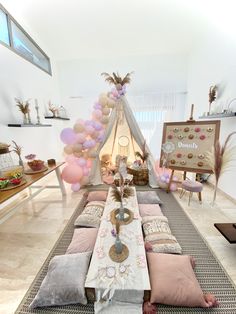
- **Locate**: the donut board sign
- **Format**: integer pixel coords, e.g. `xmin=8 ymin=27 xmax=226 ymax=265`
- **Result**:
xmin=160 ymin=120 xmax=221 ymax=173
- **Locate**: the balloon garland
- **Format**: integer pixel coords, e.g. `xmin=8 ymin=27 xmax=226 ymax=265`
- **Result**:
xmin=60 ymin=85 xmax=126 ymax=191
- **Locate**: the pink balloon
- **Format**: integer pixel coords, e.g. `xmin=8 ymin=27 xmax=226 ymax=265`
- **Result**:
xmin=77 ymin=157 xmax=87 ymax=167
xmin=93 ymin=109 xmax=102 ymax=119
xmin=65 ymin=155 xmax=76 ymax=164
xmin=83 ymin=166 xmax=89 ymax=176
xmin=85 ymin=125 xmax=94 ymax=135
xmin=61 ymin=164 xmax=83 ymax=184
xmin=170 ymin=183 xmax=177 ymax=191
xmin=87 ymin=159 xmax=92 ymax=168
xmin=71 ymin=183 xmax=81 ymax=192
xmin=60 ymin=128 xmax=77 ymax=145
xmin=76 ymin=133 xmax=86 ymax=144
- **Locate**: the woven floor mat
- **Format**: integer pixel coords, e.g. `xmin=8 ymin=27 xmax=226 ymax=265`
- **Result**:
xmin=15 ymin=188 xmax=236 ymax=313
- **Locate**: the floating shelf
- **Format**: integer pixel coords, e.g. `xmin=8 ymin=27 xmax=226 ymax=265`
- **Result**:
xmin=44 ymin=116 xmax=70 ymax=120
xmin=199 ymin=112 xmax=236 ymax=119
xmin=8 ymin=124 xmax=52 ymax=127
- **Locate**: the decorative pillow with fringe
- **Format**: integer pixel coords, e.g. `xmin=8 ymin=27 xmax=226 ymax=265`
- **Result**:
xmin=74 ymin=201 xmax=105 ymax=228
xmin=142 ymin=216 xmax=182 ymax=254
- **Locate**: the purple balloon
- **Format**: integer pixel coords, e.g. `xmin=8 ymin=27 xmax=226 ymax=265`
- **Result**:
xmin=60 ymin=128 xmax=77 ymax=145
xmin=77 ymin=157 xmax=87 ymax=167
xmin=84 ymin=120 xmax=92 ymax=126
xmin=83 ymin=140 xmax=91 ymax=149
xmin=71 ymin=182 xmax=81 ymax=192
xmin=97 ymin=134 xmax=104 ymax=143
xmin=93 ymin=102 xmax=102 ymax=110
xmin=93 ymin=121 xmax=103 ymax=131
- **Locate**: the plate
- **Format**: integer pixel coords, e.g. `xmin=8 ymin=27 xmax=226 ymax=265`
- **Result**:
xmin=24 ymin=166 xmax=48 ymax=175
xmin=0 ymin=178 xmax=27 ymax=191
xmin=110 ymin=208 xmax=134 ymax=225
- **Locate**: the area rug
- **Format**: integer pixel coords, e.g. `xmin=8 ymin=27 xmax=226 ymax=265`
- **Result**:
xmin=15 ymin=188 xmax=236 ymax=313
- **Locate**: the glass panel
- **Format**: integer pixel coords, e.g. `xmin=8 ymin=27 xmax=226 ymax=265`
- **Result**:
xmin=0 ymin=9 xmax=10 ymax=45
xmin=11 ymin=20 xmax=50 ymax=73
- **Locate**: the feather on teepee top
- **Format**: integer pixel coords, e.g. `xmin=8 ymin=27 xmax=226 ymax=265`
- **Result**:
xmin=101 ymin=72 xmax=133 ymax=86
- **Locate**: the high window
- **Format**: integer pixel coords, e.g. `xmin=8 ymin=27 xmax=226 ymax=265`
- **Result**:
xmin=0 ymin=4 xmax=51 ymax=75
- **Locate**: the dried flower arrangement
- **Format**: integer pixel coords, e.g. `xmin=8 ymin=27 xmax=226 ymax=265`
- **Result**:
xmin=15 ymin=98 xmax=30 ymax=114
xmin=11 ymin=140 xmax=23 ymax=167
xmin=48 ymin=101 xmax=59 ymax=117
xmin=111 ymin=173 xmax=134 ymax=203
xmin=135 ymin=140 xmax=149 ymax=164
xmin=208 ymin=85 xmax=217 ymax=115
xmin=206 ymin=131 xmax=236 ymax=204
xmin=101 ymin=72 xmax=133 ymax=86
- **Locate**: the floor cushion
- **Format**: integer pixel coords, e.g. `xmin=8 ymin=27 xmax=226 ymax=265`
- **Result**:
xmin=136 ymin=191 xmax=162 ymax=204
xmin=74 ymin=201 xmax=105 ymax=228
xmin=142 ymin=216 xmax=182 ymax=254
xmin=147 ymin=253 xmax=209 ymax=307
xmin=66 ymin=228 xmax=98 ymax=254
xmin=87 ymin=191 xmax=108 ymax=202
xmin=30 ymin=252 xmax=92 ymax=308
xmin=139 ymin=204 xmax=163 ymax=217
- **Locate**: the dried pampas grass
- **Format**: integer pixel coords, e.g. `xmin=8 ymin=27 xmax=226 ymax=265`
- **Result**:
xmin=206 ymin=132 xmax=236 ymax=203
xmin=101 ymin=72 xmax=133 ymax=86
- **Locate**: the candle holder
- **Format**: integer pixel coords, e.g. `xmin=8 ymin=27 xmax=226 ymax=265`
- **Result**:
xmin=35 ymin=99 xmax=41 ymax=124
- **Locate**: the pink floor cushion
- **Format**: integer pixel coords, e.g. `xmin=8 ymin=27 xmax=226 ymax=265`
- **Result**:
xmin=182 ymin=180 xmax=203 ymax=193
xmin=147 ymin=253 xmax=211 ymax=307
xmin=139 ymin=204 xmax=163 ymax=217
xmin=87 ymin=191 xmax=108 ymax=202
xmin=66 ymin=228 xmax=98 ymax=254
xmin=102 ymin=175 xmax=114 ymax=185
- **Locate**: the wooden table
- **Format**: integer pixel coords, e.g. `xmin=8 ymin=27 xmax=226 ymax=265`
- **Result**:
xmin=214 ymin=223 xmax=236 ymax=244
xmin=0 ymin=162 xmax=66 ymax=222
xmin=85 ymin=187 xmax=150 ymax=309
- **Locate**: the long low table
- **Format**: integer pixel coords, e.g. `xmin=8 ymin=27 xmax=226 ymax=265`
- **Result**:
xmin=85 ymin=186 xmax=150 ymax=313
xmin=0 ymin=162 xmax=66 ymax=223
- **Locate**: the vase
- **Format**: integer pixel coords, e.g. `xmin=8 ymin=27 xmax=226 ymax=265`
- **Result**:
xmin=23 ymin=113 xmax=27 ymax=124
xmin=118 ymin=200 xmax=125 ymax=221
xmin=115 ymin=234 xmax=123 ymax=254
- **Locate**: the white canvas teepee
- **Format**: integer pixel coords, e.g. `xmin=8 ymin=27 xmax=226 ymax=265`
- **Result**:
xmin=89 ymin=95 xmax=158 ymax=187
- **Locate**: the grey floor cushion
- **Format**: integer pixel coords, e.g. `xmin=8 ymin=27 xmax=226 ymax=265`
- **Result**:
xmin=30 ymin=252 xmax=92 ymax=308
xmin=137 ymin=191 xmax=162 ymax=204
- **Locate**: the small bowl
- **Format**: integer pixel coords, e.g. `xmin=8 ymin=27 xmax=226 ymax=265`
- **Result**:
xmin=27 ymin=160 xmax=44 ymax=171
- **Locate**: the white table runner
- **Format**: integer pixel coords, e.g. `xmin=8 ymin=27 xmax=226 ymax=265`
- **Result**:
xmin=85 ymin=187 xmax=150 ymax=312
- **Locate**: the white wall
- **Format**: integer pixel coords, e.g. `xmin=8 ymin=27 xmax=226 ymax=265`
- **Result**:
xmin=0 ymin=44 xmax=65 ymax=163
xmin=57 ymin=54 xmax=187 ymax=159
xmin=186 ymin=29 xmax=236 ymax=199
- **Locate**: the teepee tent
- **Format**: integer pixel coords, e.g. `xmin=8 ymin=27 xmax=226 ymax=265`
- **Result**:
xmin=89 ymin=94 xmax=158 ymax=188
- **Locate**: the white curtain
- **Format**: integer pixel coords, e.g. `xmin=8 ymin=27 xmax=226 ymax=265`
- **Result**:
xmin=127 ymin=92 xmax=187 ymax=160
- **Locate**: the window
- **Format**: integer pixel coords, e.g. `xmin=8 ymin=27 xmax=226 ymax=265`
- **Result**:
xmin=0 ymin=5 xmax=51 ymax=75
xmin=0 ymin=9 xmax=10 ymax=45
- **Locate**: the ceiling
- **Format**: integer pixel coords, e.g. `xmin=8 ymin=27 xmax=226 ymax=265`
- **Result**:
xmin=1 ymin=0 xmax=236 ymax=60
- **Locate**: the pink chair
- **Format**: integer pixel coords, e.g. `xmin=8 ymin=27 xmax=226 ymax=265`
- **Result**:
xmin=180 ymin=180 xmax=203 ymax=205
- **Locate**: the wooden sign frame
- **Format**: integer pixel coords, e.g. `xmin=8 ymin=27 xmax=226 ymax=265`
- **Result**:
xmin=160 ymin=120 xmax=221 ymax=174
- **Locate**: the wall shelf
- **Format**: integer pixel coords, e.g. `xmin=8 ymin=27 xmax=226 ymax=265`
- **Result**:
xmin=199 ymin=112 xmax=236 ymax=119
xmin=44 ymin=116 xmax=70 ymax=120
xmin=8 ymin=124 xmax=52 ymax=127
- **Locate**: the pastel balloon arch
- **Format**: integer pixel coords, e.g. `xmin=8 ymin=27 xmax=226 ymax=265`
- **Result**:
xmin=60 ymin=84 xmax=126 ymax=192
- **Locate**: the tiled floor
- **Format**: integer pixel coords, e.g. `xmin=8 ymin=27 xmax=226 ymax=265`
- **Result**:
xmin=0 ymin=174 xmax=235 ymax=314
